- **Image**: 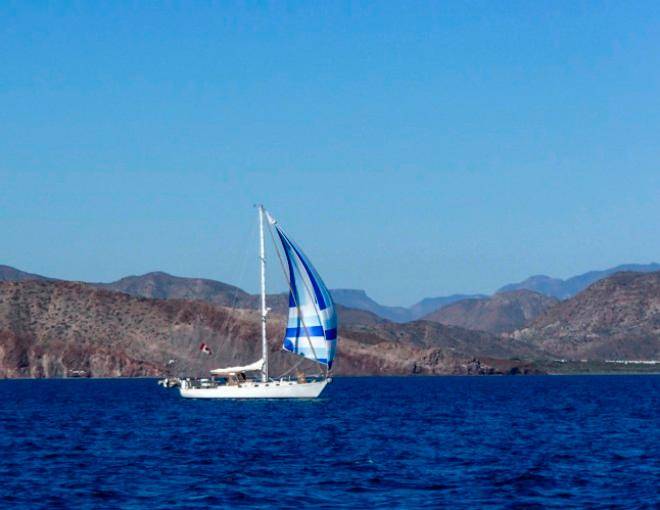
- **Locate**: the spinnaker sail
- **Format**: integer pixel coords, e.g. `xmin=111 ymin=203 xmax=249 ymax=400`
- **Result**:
xmin=271 ymin=220 xmax=337 ymax=368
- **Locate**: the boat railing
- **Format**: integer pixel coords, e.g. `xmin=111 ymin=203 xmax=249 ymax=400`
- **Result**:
xmin=181 ymin=378 xmax=220 ymax=389
xmin=179 ymin=374 xmax=325 ymax=390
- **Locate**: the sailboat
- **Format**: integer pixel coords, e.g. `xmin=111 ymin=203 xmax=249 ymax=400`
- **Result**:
xmin=178 ymin=205 xmax=337 ymax=399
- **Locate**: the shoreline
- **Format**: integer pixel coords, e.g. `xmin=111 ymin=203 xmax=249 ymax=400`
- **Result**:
xmin=2 ymin=371 xmax=660 ymax=381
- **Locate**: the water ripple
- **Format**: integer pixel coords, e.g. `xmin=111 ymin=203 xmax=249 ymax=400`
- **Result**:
xmin=0 ymin=376 xmax=659 ymax=509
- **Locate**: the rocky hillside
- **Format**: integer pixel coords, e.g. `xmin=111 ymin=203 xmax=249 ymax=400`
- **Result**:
xmin=423 ymin=290 xmax=559 ymax=334
xmin=511 ymin=272 xmax=660 ymax=359
xmin=0 ymin=280 xmax=540 ymax=378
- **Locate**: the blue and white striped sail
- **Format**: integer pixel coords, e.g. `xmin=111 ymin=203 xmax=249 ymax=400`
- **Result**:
xmin=270 ymin=217 xmax=337 ymax=368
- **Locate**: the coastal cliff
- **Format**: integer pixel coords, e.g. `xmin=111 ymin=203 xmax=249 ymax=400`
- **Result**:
xmin=0 ymin=280 xmax=533 ymax=378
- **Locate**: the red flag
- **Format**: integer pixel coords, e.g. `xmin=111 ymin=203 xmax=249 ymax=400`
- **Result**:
xmin=199 ymin=343 xmax=212 ymax=355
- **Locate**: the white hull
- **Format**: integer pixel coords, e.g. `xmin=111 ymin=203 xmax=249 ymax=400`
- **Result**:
xmin=179 ymin=379 xmax=328 ymax=399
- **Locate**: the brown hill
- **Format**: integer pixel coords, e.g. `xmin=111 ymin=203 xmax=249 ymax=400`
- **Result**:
xmin=423 ymin=289 xmax=559 ymax=334
xmin=511 ymin=272 xmax=660 ymax=359
xmin=0 ymin=280 xmax=539 ymax=378
xmin=93 ymin=271 xmax=254 ymax=307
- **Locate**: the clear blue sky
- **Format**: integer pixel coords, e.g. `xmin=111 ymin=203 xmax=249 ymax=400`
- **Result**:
xmin=1 ymin=2 xmax=659 ymax=305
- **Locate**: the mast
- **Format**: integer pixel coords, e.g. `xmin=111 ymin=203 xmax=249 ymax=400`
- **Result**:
xmin=259 ymin=205 xmax=269 ymax=382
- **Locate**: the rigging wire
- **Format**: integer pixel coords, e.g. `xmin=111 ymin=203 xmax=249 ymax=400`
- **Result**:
xmin=216 ymin=218 xmax=257 ymax=354
xmin=277 ymin=355 xmax=306 ymax=378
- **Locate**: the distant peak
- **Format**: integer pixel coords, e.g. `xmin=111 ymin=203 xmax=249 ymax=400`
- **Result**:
xmin=331 ymin=288 xmax=368 ymax=296
xmin=117 ymin=271 xmax=176 ymax=281
xmin=144 ymin=271 xmax=175 ymax=278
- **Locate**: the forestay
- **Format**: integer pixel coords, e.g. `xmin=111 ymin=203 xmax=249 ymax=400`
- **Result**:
xmin=272 ymin=222 xmax=337 ymax=368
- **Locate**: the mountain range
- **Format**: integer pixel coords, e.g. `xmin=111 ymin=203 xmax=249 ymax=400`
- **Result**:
xmin=0 ymin=262 xmax=658 ymax=378
xmin=3 ymin=262 xmax=657 ymax=324
xmin=498 ymin=263 xmax=660 ymax=299
xmin=0 ymin=279 xmax=541 ymax=378
xmin=329 ymin=289 xmax=485 ymax=322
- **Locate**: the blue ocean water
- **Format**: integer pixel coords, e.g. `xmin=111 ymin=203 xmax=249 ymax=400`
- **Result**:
xmin=1 ymin=376 xmax=659 ymax=509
